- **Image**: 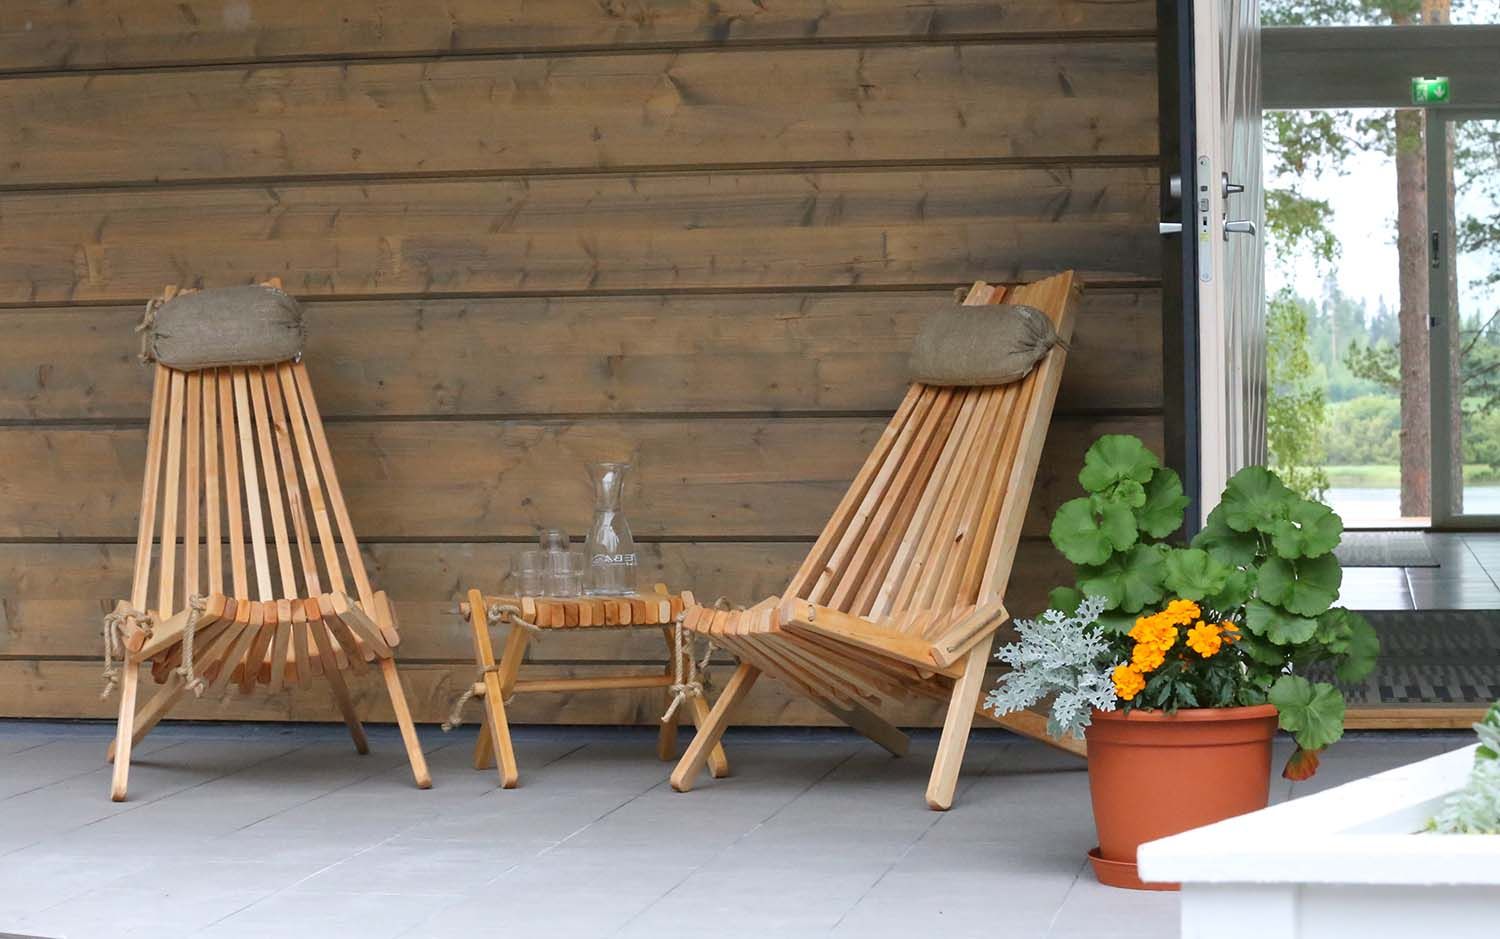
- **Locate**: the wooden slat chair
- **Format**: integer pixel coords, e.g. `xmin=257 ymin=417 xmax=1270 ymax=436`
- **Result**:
xmin=670 ymin=271 xmax=1084 ymax=810
xmin=103 ymin=283 xmax=432 ymax=801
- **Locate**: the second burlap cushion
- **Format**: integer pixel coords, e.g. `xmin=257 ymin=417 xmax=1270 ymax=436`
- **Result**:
xmin=909 ymin=300 xmax=1061 ymax=386
xmin=140 ymin=284 xmax=305 ymax=370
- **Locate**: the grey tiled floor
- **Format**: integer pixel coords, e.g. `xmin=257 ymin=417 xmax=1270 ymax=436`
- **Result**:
xmin=0 ymin=722 xmax=1470 ymax=938
xmin=1340 ymin=532 xmax=1500 ymax=610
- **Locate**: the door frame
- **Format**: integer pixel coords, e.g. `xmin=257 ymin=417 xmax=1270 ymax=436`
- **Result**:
xmin=1428 ymin=108 xmax=1500 ymax=529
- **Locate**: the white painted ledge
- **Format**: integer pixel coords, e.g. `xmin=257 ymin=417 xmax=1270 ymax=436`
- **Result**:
xmin=1137 ymin=745 xmax=1498 ymax=939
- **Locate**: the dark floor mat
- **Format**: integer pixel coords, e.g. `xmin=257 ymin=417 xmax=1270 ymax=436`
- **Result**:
xmin=1334 ymin=531 xmax=1439 ymax=567
xmin=1310 ymin=610 xmax=1500 ymax=705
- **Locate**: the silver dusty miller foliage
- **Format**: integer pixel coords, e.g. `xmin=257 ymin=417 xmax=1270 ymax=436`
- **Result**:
xmin=1429 ymin=709 xmax=1500 ymax=835
xmin=985 ymin=595 xmax=1118 ymax=740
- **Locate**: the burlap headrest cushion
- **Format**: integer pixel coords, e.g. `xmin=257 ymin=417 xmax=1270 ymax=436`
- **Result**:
xmin=909 ymin=301 xmax=1061 ymax=386
xmin=139 ymin=285 xmax=306 ymax=370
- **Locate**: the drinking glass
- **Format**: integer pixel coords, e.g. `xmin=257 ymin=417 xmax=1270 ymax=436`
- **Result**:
xmin=546 ymin=550 xmax=586 ymax=598
xmin=517 ymin=549 xmax=546 ymax=597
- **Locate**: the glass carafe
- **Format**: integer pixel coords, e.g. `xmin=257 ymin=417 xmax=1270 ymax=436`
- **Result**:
xmin=584 ymin=461 xmax=639 ymax=596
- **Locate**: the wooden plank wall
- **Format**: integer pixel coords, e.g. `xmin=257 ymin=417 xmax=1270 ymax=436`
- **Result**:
xmin=0 ymin=1 xmax=1161 ymax=727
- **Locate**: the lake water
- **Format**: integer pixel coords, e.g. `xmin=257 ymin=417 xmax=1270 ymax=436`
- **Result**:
xmin=1326 ymin=486 xmax=1500 ymax=521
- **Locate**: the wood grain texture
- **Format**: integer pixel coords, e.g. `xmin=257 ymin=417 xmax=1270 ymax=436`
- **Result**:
xmin=1 ymin=0 xmax=1156 ymax=73
xmin=0 ymin=165 xmax=1159 ymax=303
xmin=0 ymin=289 xmax=1163 ymax=419
xmin=0 ymin=42 xmax=1156 ymax=187
xmin=0 ymin=539 xmax=1071 ymax=662
xmin=0 ymin=416 xmax=1159 ymax=539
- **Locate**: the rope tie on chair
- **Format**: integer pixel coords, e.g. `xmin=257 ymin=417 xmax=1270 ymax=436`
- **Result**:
xmin=173 ymin=595 xmax=209 ymax=698
xmin=100 ymin=606 xmax=155 ymax=700
xmin=661 ymin=597 xmax=729 ymax=723
xmin=440 ymin=664 xmax=503 ymax=732
xmin=486 ymin=602 xmax=543 ymax=636
xmin=135 ymin=296 xmax=162 ymax=365
xmin=440 ymin=603 xmax=543 ymax=732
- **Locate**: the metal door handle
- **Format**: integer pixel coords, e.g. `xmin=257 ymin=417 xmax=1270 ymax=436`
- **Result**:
xmin=1159 ymin=222 xmax=1183 ymax=235
xmin=1224 ymin=219 xmax=1257 ymax=238
xmin=1222 ymin=173 xmax=1245 ymax=197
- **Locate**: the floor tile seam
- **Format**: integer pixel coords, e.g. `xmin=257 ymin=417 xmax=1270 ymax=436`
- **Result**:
xmin=603 ymin=744 xmax=863 ymax=937
xmin=826 ymin=742 xmax=1016 ymax=931
xmin=21 ymin=740 xmax=316 ymax=914
xmin=0 ymin=736 xmax=195 ymax=804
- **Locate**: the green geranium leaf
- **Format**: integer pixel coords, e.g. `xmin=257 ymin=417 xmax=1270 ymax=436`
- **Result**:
xmin=1136 ymin=467 xmax=1190 ymax=538
xmin=1206 ymin=568 xmax=1254 ymax=611
xmin=1270 ymin=500 xmax=1344 ymax=560
xmin=1257 ymin=554 xmax=1342 ymax=617
xmin=1321 ymin=608 xmax=1379 ymax=683
xmin=1049 ymin=498 xmax=1135 ymax=565
xmin=1093 ymin=480 xmax=1147 ymax=511
xmin=1163 ymin=547 xmax=1231 ymax=601
xmin=1270 ymin=675 xmax=1346 ymax=751
xmin=1219 ymin=466 xmax=1295 ymax=534
xmin=1245 ymin=598 xmax=1319 ymax=645
xmin=1078 ymin=434 xmax=1159 ymax=494
xmin=1047 ymin=586 xmax=1083 ymax=615
xmin=1078 ymin=544 xmax=1167 ymax=615
xmin=1235 ymin=631 xmax=1289 ymax=667
xmin=1096 ymin=608 xmax=1138 ymax=635
xmin=1192 ymin=506 xmax=1262 ymax=568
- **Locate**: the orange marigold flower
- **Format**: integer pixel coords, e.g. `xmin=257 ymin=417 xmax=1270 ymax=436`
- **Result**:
xmin=1131 ymin=641 xmax=1167 ymax=672
xmin=1220 ymin=620 xmax=1240 ymax=643
xmin=1129 ymin=617 xmax=1178 ymax=654
xmin=1160 ymin=598 xmax=1202 ymax=626
xmin=1112 ymin=664 xmax=1146 ymax=701
xmin=1185 ymin=622 xmax=1224 ymax=658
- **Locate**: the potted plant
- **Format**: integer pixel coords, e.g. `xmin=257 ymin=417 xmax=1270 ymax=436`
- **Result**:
xmin=988 ymin=434 xmax=1380 ymax=890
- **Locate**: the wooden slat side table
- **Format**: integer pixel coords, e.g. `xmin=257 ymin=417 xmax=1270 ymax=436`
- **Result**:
xmin=456 ymin=583 xmax=730 ymax=788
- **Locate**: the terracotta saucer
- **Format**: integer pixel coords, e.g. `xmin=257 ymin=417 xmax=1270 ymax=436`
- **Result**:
xmin=1087 ymin=847 xmax=1179 ymax=891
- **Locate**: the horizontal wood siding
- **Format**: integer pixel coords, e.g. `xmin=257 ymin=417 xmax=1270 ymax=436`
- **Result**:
xmin=0 ymin=0 xmax=1161 ymax=727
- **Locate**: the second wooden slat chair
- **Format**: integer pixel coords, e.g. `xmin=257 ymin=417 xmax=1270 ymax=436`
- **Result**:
xmin=668 ymin=271 xmax=1085 ymax=810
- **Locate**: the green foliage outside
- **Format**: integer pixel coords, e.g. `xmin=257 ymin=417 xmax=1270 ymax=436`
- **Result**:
xmin=1261 ymin=0 xmax=1500 ymax=506
xmin=1047 ymin=435 xmax=1379 ymax=773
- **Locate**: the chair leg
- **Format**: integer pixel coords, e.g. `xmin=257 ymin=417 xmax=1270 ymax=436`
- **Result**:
xmin=925 ymin=635 xmax=993 ymax=811
xmin=473 ymin=711 xmax=496 ymax=770
xmin=817 ymin=696 xmax=910 ymax=758
xmin=310 ymin=620 xmax=370 ymax=755
xmin=109 ymin=664 xmax=140 ymax=802
xmin=108 ymin=671 xmax=187 ymax=764
xmin=671 ymin=662 xmax=759 ymax=792
xmin=467 ymin=590 xmax=521 ymax=788
xmin=686 ymin=694 xmax=732 ymax=778
xmin=478 ymin=671 xmax=519 ymax=789
xmin=656 ymin=626 xmax=680 ymax=761
xmin=379 ymin=657 xmax=432 ymax=789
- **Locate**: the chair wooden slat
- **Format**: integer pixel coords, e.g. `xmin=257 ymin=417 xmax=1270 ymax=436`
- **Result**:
xmin=183 ymin=371 xmax=202 ymax=601
xmin=231 ymin=370 xmax=275 ymax=601
xmin=202 ymin=371 xmax=224 ymax=596
xmin=130 ymin=367 xmax=171 ymax=612
xmin=218 ymin=370 xmax=249 ymax=599
xmin=278 ymin=363 xmax=348 ymax=599
xmin=155 ymin=370 xmax=186 ymax=618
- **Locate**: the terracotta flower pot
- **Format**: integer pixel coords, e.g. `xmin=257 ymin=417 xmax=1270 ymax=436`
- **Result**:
xmin=1084 ymin=704 xmax=1278 ymax=891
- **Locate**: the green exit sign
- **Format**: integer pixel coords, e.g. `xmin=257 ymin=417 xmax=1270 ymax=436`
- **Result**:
xmin=1412 ymin=76 xmax=1450 ymax=104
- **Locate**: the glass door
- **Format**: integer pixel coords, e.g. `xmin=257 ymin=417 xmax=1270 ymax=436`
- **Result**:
xmin=1430 ymin=112 xmax=1500 ymax=527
